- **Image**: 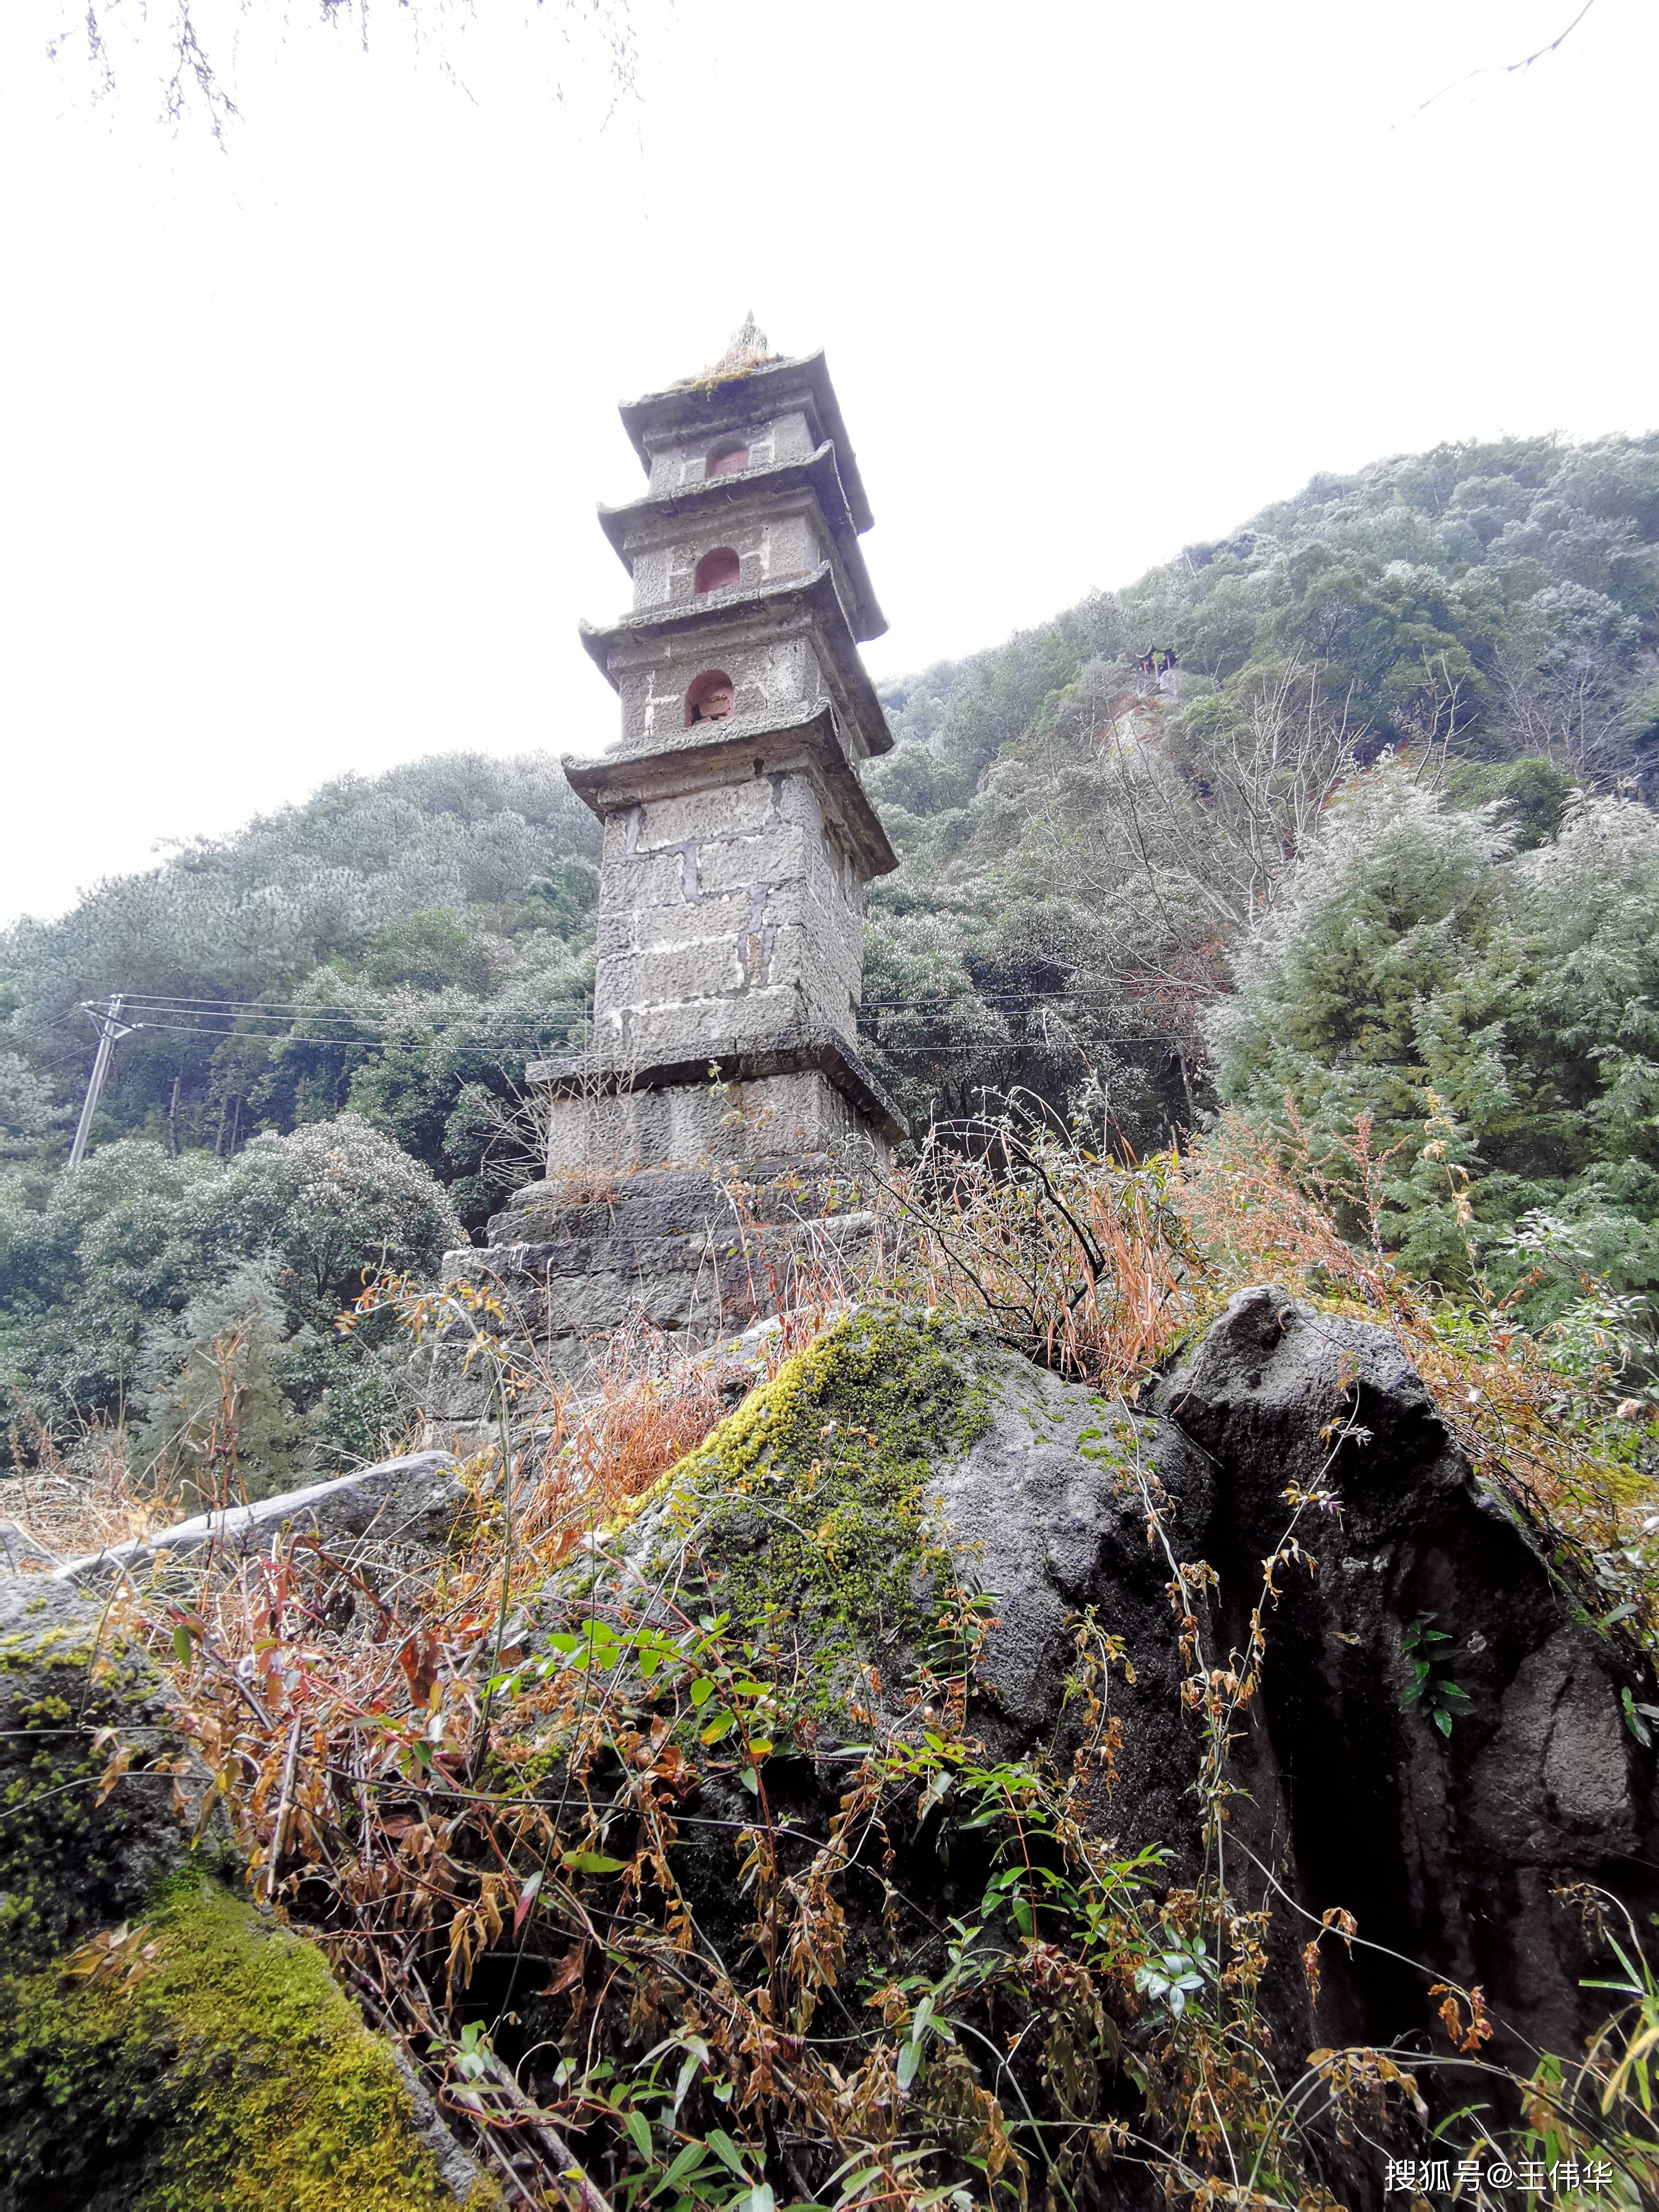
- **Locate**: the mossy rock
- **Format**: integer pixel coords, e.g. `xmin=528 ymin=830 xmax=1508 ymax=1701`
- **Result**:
xmin=0 ymin=1876 xmax=498 ymax=2210
xmin=0 ymin=1582 xmax=493 ymax=2208
xmin=0 ymin=1581 xmax=229 ymax=1978
xmin=568 ymin=1306 xmax=1000 ymax=1688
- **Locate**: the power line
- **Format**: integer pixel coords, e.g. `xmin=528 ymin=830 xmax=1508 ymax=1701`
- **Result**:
xmin=106 ymin=1011 xmax=574 ymax=1036
xmin=95 ymin=1029 xmax=591 ymax=1062
xmin=114 ymin=1022 xmax=588 ymax=1049
xmin=859 ymin=1039 xmax=1176 ymax=1055
xmin=114 ymin=993 xmax=591 ymax=1021
xmin=118 ymin=1010 xmax=590 ymax=1031
xmin=61 ymin=992 xmax=1180 ymax=1063
xmin=66 ymin=997 xmax=592 ymax=1055
xmin=106 ymin=984 xmax=1159 ymax=1018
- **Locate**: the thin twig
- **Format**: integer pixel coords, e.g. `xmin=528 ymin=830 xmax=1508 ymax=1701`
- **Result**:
xmin=266 ymin=1714 xmax=302 ymax=1903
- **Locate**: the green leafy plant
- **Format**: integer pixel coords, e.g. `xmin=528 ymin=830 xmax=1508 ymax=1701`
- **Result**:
xmin=1133 ymin=1931 xmax=1215 ymax=2020
xmin=119 ymin=1135 xmax=1659 ymax=2210
xmin=1401 ymin=1611 xmax=1476 ymax=1737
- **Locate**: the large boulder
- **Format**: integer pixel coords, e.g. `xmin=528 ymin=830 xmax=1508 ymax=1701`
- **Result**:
xmin=0 ymin=1544 xmax=494 ymax=2207
xmin=0 ymin=1873 xmax=498 ymax=2212
xmin=0 ymin=1577 xmax=222 ymax=1974
xmin=8 ymin=1300 xmax=1649 ymax=2207
xmin=1143 ymin=1286 xmax=1658 ymax=2069
xmin=549 ymin=1292 xmax=1658 ymax=2085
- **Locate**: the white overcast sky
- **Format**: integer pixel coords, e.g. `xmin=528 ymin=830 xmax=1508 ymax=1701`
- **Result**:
xmin=1 ymin=0 xmax=1654 ymax=925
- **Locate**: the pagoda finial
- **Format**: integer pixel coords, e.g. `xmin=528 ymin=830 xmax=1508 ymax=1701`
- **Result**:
xmin=709 ymin=312 xmax=773 ymax=377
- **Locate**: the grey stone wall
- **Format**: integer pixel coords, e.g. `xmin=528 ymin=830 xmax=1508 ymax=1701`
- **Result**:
xmin=426 ymin=350 xmax=901 ymax=1424
xmin=613 ymin=617 xmax=826 ymax=756
xmin=422 ymin=1158 xmax=878 ymax=1429
xmin=591 ymin=762 xmax=864 ymax=1062
xmin=642 ymin=406 xmax=816 ymax=495
xmin=543 ymin=1067 xmax=871 ymax=1175
xmin=624 ymin=492 xmax=864 ymax=638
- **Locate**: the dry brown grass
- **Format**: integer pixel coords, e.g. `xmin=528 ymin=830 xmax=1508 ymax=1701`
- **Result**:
xmin=1 ymin=1410 xmax=172 ymax=1567
xmin=76 ymin=1127 xmax=1659 ymax=2210
xmin=505 ymin=1296 xmax=842 ymax=1568
xmin=883 ymin=1110 xmax=1195 ymax=1384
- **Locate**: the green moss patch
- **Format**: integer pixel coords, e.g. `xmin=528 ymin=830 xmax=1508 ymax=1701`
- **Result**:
xmin=641 ymin=1308 xmax=994 ymax=1676
xmin=0 ymin=1878 xmax=496 ymax=2211
xmin=0 ymin=1599 xmax=209 ymax=1979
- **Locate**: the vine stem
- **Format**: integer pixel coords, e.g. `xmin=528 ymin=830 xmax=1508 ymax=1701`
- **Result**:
xmin=473 ymin=1357 xmax=516 ymax=1783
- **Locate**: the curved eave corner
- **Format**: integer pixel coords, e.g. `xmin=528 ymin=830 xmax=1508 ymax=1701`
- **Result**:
xmin=617 ymin=351 xmax=875 ymax=535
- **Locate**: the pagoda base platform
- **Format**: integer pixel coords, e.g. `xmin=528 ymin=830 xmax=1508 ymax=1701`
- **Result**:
xmin=419 ymin=1153 xmax=878 ymax=1440
xmin=525 ymin=1028 xmax=905 ymax=1177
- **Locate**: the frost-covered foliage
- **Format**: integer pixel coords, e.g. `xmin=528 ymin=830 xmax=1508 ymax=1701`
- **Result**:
xmin=10 ymin=752 xmax=598 ymax=996
xmin=0 ymin=753 xmax=585 ymax=1482
xmin=7 ymin=434 xmax=1659 ymax=1471
xmin=0 ymin=753 xmax=599 ymax=1225
xmin=1211 ymin=778 xmax=1659 ymax=1322
xmin=862 ymin=433 xmax=1659 ymax=1145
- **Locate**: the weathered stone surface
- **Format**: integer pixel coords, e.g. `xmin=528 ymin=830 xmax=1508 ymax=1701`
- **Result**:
xmin=541 ymin=1065 xmax=875 ymax=1174
xmin=1142 ymin=1287 xmax=1658 ymax=2069
xmin=0 ymin=1537 xmax=493 ymax=2206
xmin=546 ymin=1292 xmax=1659 ymax=2092
xmin=0 ymin=1522 xmax=60 ymax=1574
xmin=583 ymin=747 xmax=872 ymax=1065
xmin=423 ymin=1161 xmax=876 ymax=1429
xmin=11 ymin=1290 xmax=1655 ymax=2207
xmin=605 ymin=451 xmax=885 ymax=643
xmin=51 ymin=1448 xmax=467 ymax=1589
xmin=0 ymin=1577 xmax=222 ymax=1973
xmin=553 ymin=343 xmax=898 ymax=1187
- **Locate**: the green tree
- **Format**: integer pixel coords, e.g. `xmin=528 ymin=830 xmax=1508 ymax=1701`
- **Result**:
xmin=1211 ymin=774 xmax=1659 ymax=1320
xmin=0 ymin=1117 xmax=459 ymax=1488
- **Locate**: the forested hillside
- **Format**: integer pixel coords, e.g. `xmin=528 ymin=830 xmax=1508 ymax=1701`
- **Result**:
xmin=0 ymin=756 xmax=600 ymax=1481
xmin=2 ymin=753 xmax=600 ymax=1212
xmin=5 ymin=430 xmax=1658 ymax=1483
xmin=861 ymin=431 xmax=1659 ymax=1146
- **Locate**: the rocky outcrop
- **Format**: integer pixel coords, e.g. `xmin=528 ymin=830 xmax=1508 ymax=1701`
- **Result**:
xmin=52 ymin=1447 xmax=468 ymax=1591
xmin=0 ymin=1504 xmax=493 ymax=2209
xmin=0 ymin=1872 xmax=499 ymax=2211
xmin=552 ymin=1291 xmax=1658 ymax=2084
xmin=1143 ymin=1287 xmax=1658 ymax=2070
xmin=0 ymin=1578 xmax=224 ymax=1974
xmin=7 ymin=1296 xmax=1652 ymax=2205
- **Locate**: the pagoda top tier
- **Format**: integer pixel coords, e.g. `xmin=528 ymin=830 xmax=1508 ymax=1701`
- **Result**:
xmin=617 ymin=345 xmax=874 ymax=535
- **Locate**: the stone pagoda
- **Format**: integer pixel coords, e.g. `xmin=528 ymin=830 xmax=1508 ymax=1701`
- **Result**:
xmin=529 ymin=318 xmax=904 ymax=1171
xmin=423 ymin=326 xmax=905 ymax=1424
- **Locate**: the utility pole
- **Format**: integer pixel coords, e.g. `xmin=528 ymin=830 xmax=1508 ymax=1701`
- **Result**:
xmin=68 ymin=995 xmax=137 ymax=1169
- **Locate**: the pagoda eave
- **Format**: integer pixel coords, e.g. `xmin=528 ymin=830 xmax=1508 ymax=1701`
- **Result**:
xmin=577 ymin=565 xmax=894 ymax=758
xmin=525 ymin=1026 xmax=908 ymax=1147
xmin=618 ymin=350 xmax=874 ymax=533
xmin=561 ymin=702 xmax=899 ymax=880
xmin=596 ymin=444 xmax=887 ymax=641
